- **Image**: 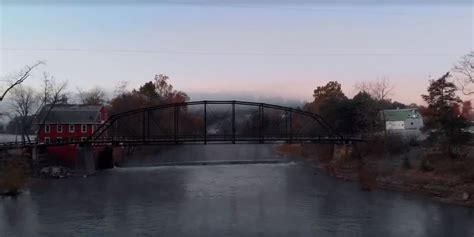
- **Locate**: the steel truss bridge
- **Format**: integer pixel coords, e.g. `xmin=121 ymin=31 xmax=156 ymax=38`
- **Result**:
xmin=0 ymin=101 xmax=363 ymax=150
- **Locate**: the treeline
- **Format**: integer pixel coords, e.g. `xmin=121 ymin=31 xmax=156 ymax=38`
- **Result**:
xmin=302 ymin=73 xmax=472 ymax=158
xmin=1 ymin=52 xmax=473 ymax=147
xmin=303 ymin=80 xmax=409 ymax=135
xmin=303 ymin=78 xmax=472 ymax=136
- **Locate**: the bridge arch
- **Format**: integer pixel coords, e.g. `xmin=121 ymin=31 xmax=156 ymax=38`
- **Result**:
xmin=89 ymin=100 xmax=351 ymax=145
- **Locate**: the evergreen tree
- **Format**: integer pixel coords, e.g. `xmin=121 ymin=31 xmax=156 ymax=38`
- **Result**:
xmin=421 ymin=72 xmax=470 ymax=157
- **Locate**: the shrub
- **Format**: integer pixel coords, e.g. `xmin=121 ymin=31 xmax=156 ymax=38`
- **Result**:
xmin=357 ymin=134 xmax=385 ymax=156
xmin=462 ymin=169 xmax=474 ymax=183
xmin=433 ymin=158 xmax=474 ymax=182
xmin=385 ymin=133 xmax=409 ymax=155
xmin=402 ymin=155 xmax=412 ymax=169
xmin=300 ymin=144 xmax=334 ymax=162
xmin=448 ymin=145 xmax=470 ymax=159
xmin=360 ymin=133 xmax=412 ymax=157
xmin=406 ymin=134 xmax=420 ymax=147
xmin=358 ymin=167 xmax=377 ymax=191
xmin=0 ymin=154 xmax=29 ymax=195
xmin=419 ymin=158 xmax=434 ymax=172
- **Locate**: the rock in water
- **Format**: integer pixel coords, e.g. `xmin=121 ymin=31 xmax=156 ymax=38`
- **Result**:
xmin=40 ymin=167 xmax=50 ymax=175
xmin=38 ymin=166 xmax=73 ymax=178
xmin=51 ymin=167 xmax=62 ymax=177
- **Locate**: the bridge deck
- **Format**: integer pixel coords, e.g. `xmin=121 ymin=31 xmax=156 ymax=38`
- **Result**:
xmin=0 ymin=134 xmax=363 ymax=150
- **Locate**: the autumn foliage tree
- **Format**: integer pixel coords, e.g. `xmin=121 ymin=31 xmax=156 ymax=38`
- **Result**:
xmin=108 ymin=74 xmax=191 ymax=137
xmin=305 ymin=81 xmax=348 ymax=132
xmin=110 ymin=74 xmax=189 ymax=115
xmin=305 ymin=81 xmax=346 ymax=113
xmin=306 ymin=81 xmax=347 ymax=112
xmin=136 ymin=74 xmax=189 ymax=104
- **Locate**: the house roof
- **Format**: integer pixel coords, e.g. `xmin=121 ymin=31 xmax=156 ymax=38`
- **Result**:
xmin=382 ymin=108 xmax=421 ymax=121
xmin=37 ymin=104 xmax=103 ymax=124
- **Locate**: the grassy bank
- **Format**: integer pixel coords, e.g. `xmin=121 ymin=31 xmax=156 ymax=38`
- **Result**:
xmin=277 ymin=142 xmax=474 ymax=207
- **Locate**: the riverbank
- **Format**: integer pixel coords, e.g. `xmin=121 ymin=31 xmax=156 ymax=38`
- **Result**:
xmin=0 ymin=149 xmax=77 ymax=197
xmin=277 ymin=144 xmax=474 ymax=207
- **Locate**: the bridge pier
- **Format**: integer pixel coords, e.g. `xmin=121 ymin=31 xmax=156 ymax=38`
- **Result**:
xmin=32 ymin=145 xmax=39 ymax=161
xmin=76 ymin=146 xmax=96 ymax=175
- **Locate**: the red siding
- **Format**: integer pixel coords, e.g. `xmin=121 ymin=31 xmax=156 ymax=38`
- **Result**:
xmin=37 ymin=106 xmax=108 ymax=165
xmin=37 ymin=106 xmax=108 ymax=142
xmin=38 ymin=124 xmax=97 ymax=141
xmin=47 ymin=145 xmax=77 ymax=167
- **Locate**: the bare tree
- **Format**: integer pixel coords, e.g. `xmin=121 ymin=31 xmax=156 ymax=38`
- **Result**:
xmin=0 ymin=61 xmax=44 ymax=102
xmin=372 ymin=77 xmax=395 ymax=101
xmin=354 ymin=77 xmax=395 ymax=101
xmin=9 ymin=85 xmax=38 ymax=143
xmin=113 ymin=80 xmax=129 ymax=96
xmin=35 ymin=72 xmax=69 ymax=124
xmin=453 ymin=51 xmax=473 ymax=95
xmin=38 ymin=72 xmax=68 ymax=106
xmin=78 ymin=87 xmax=107 ymax=105
xmin=354 ymin=81 xmax=372 ymax=94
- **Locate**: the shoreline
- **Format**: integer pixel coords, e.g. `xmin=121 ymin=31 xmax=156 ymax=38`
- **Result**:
xmin=277 ymin=144 xmax=474 ymax=208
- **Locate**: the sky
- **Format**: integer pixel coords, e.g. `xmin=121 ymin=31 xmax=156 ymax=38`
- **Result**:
xmin=1 ymin=0 xmax=473 ymax=107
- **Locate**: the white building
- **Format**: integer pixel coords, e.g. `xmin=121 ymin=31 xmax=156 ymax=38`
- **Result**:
xmin=382 ymin=108 xmax=424 ymax=131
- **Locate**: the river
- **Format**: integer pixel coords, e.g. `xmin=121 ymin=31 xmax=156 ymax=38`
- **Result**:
xmin=0 ymin=134 xmax=36 ymax=143
xmin=1 ymin=145 xmax=473 ymax=236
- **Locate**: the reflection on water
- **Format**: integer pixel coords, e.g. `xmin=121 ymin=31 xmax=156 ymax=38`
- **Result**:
xmin=1 ymin=145 xmax=473 ymax=236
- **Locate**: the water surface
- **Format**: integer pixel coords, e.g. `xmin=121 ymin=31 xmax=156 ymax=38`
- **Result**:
xmin=1 ymin=145 xmax=473 ymax=237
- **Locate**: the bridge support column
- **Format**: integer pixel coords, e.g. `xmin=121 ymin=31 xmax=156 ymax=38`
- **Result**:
xmin=32 ymin=145 xmax=39 ymax=161
xmin=333 ymin=144 xmax=354 ymax=162
xmin=76 ymin=146 xmax=96 ymax=175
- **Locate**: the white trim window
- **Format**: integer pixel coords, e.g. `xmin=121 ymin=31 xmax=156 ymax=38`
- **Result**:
xmin=44 ymin=137 xmax=50 ymax=144
xmin=81 ymin=124 xmax=87 ymax=133
xmin=81 ymin=137 xmax=87 ymax=142
xmin=45 ymin=125 xmax=51 ymax=133
xmin=57 ymin=124 xmax=63 ymax=133
xmin=69 ymin=124 xmax=75 ymax=133
xmin=56 ymin=137 xmax=63 ymax=143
